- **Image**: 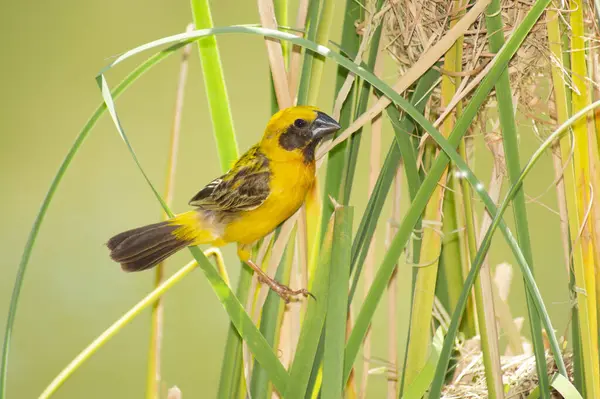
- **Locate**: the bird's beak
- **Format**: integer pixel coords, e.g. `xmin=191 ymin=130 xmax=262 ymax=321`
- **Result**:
xmin=312 ymin=111 xmax=341 ymax=139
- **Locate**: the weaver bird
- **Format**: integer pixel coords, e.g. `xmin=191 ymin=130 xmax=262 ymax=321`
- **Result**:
xmin=107 ymin=106 xmax=340 ymax=301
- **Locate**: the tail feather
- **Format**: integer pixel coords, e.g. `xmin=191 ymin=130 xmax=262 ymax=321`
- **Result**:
xmin=107 ymin=220 xmax=193 ymax=272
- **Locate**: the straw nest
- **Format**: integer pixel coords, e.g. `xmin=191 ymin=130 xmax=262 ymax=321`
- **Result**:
xmin=381 ymin=0 xmax=570 ymax=125
xmin=441 ymin=336 xmax=574 ymax=398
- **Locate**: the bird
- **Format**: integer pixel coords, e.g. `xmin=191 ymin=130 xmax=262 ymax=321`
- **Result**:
xmin=107 ymin=106 xmax=341 ymax=302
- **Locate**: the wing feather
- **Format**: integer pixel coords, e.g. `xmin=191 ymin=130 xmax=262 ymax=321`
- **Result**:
xmin=188 ymin=146 xmax=271 ymax=213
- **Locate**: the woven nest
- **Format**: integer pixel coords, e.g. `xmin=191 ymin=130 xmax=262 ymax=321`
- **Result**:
xmin=441 ymin=337 xmax=574 ymax=399
xmin=383 ymin=0 xmax=559 ymax=123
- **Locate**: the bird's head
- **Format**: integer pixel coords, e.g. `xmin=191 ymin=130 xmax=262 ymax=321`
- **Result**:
xmin=260 ymin=106 xmax=341 ymax=163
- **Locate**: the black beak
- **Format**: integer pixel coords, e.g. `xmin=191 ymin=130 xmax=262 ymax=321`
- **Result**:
xmin=312 ymin=111 xmax=341 ymax=139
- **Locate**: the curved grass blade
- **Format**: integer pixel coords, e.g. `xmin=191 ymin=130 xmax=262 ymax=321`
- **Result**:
xmin=0 ymin=42 xmax=188 ymax=399
xmin=97 ymin=73 xmax=290 ymax=394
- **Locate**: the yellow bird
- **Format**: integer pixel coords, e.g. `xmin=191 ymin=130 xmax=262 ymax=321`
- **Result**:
xmin=107 ymin=106 xmax=340 ymax=301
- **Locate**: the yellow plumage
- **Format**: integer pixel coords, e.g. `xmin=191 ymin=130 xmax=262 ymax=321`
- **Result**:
xmin=107 ymin=106 xmax=340 ymax=300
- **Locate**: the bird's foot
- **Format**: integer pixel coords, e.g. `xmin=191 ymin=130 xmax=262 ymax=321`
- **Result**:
xmin=257 ymin=275 xmax=315 ymax=303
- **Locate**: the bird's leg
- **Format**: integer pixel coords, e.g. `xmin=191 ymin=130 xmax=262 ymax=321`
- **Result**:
xmin=244 ymin=259 xmax=313 ymax=303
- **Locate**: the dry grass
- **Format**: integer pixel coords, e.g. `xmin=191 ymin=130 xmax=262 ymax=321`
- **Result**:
xmin=442 ymin=337 xmax=573 ymax=399
xmin=384 ymin=0 xmax=554 ymax=123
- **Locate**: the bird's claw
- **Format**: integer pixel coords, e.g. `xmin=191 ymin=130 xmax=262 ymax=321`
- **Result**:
xmin=265 ymin=281 xmax=314 ymax=303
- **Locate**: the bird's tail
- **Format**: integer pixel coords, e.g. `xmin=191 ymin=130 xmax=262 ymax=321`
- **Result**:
xmin=107 ymin=211 xmax=208 ymax=272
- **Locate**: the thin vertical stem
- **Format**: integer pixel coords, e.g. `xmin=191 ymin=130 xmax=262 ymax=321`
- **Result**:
xmin=470 ymin=138 xmax=504 ymax=399
xmin=570 ymin=0 xmax=600 ymax=395
xmin=258 ymin=0 xmax=293 ymax=108
xmin=146 ymin=25 xmax=193 ymax=399
xmin=386 ymin=167 xmax=402 ymax=399
xmin=359 ymin=30 xmax=385 ymax=399
xmin=306 ymin=0 xmax=338 ymax=105
xmin=484 ymin=0 xmax=549 ymax=394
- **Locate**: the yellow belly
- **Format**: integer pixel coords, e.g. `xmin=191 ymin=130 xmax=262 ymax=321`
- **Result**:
xmin=222 ymin=159 xmax=315 ymax=245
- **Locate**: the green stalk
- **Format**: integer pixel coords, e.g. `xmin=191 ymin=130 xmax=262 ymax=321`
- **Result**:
xmin=306 ymin=0 xmax=337 ymax=105
xmin=190 ymin=0 xmax=238 ymax=171
xmin=321 ymin=0 xmax=360 ymax=229
xmin=569 ymin=0 xmax=600 ymax=395
xmin=322 ymin=206 xmax=353 ymax=398
xmin=340 ymin=0 xmax=385 ymax=206
xmin=191 ymin=3 xmax=244 ymax=395
xmin=483 ymin=0 xmax=549 ymax=395
xmin=296 ymin=0 xmax=322 ymax=105
xmin=403 ymin=149 xmax=446 ymax=387
xmin=462 ymin=133 xmax=504 ymax=399
xmin=269 ymin=0 xmax=289 ymax=113
xmin=0 ymin=43 xmax=187 ymax=399
xmin=435 ymin=0 xmax=477 ymax=340
xmin=546 ymin=4 xmax=584 ymax=393
xmin=275 ymin=0 xmax=289 ymax=63
xmin=322 ymin=0 xmax=386 ymax=241
xmin=404 ymin=1 xmax=467 ymax=385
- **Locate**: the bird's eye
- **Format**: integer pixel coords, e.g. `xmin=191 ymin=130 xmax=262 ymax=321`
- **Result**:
xmin=294 ymin=119 xmax=307 ymax=128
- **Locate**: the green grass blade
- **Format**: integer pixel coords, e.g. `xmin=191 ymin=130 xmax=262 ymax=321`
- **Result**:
xmin=322 ymin=206 xmax=353 ymax=398
xmin=191 ymin=3 xmax=242 ymax=395
xmin=96 ymin=73 xmax=290 ymax=394
xmin=285 ymin=213 xmax=336 ymax=398
xmin=190 ymin=0 xmax=238 ymax=171
xmin=528 ymin=373 xmax=583 ymax=399
xmin=341 ymin=0 xmax=385 ymax=205
xmin=483 ymin=0 xmax=549 ymax=395
xmin=321 ymin=0 xmax=360 ymax=231
xmin=296 ymin=0 xmax=321 ymax=105
xmin=0 ymin=43 xmax=187 ymax=399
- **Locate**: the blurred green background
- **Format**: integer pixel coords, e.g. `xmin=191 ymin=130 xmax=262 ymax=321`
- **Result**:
xmin=0 ymin=0 xmax=571 ymax=397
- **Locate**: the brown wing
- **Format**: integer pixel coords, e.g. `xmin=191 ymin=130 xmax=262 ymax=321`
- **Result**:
xmin=188 ymin=146 xmax=271 ymax=213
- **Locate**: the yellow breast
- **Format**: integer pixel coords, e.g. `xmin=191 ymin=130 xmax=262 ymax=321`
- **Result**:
xmin=222 ymin=159 xmax=315 ymax=245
